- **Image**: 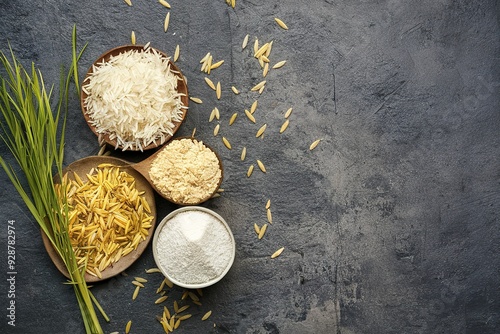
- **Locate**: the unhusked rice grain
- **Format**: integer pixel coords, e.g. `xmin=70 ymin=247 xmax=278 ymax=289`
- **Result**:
xmin=222 ymin=137 xmax=232 ymax=149
xmin=229 ymin=113 xmax=238 ymax=125
xmin=159 ymin=0 xmax=171 ymax=8
xmin=251 ymin=80 xmax=266 ymax=91
xmin=242 ymin=34 xmax=249 ymax=50
xmin=310 ymin=139 xmax=321 ymax=150
xmin=164 ymin=12 xmax=170 ymax=32
xmin=272 ymin=60 xmax=287 ymax=69
xmin=263 ymin=63 xmax=269 ymax=77
xmin=257 ymin=159 xmax=266 ymax=173
xmin=280 ymin=119 xmax=290 ymax=133
xmin=190 ymin=97 xmax=203 ymax=104
xmin=205 ymin=77 xmax=216 ymax=90
xmin=132 ymin=285 xmax=140 ymax=300
xmin=209 ymin=108 xmax=216 ymax=122
xmin=202 ymin=310 xmax=212 ymax=321
xmin=250 ymin=100 xmax=258 ymax=114
xmin=258 ymin=223 xmax=268 ymax=239
xmin=256 ymin=124 xmax=267 ymax=138
xmin=274 ymin=18 xmax=289 ymax=30
xmin=271 ymin=247 xmax=285 ymax=258
xmin=247 ymin=165 xmax=254 ymax=177
xmin=174 ymin=45 xmax=180 ymax=62
xmin=265 ymin=41 xmax=274 ymax=57
xmin=245 ymin=109 xmax=256 ymax=123
xmin=254 ymin=223 xmax=261 ymax=235
xmin=216 ymin=81 xmax=222 ymax=99
xmin=210 ymin=60 xmax=224 ymax=70
xmin=267 ymin=208 xmax=273 ymax=224
xmin=240 ymin=146 xmax=247 ymax=161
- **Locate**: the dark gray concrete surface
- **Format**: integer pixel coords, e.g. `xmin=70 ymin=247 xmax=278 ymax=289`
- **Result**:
xmin=1 ymin=1 xmax=499 ymax=333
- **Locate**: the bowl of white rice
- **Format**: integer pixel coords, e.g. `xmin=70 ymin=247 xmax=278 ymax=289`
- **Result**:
xmin=152 ymin=207 xmax=236 ymax=289
xmin=81 ymin=44 xmax=189 ymax=151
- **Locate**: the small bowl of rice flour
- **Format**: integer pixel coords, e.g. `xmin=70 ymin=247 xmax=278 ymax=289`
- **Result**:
xmin=153 ymin=207 xmax=235 ymax=289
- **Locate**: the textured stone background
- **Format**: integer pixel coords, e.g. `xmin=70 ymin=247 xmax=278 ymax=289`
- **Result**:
xmin=0 ymin=1 xmax=499 ymax=333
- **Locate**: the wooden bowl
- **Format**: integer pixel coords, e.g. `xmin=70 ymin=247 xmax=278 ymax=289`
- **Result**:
xmin=146 ymin=137 xmax=224 ymax=206
xmin=42 ymin=156 xmax=157 ymax=282
xmin=80 ymin=45 xmax=189 ymax=151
